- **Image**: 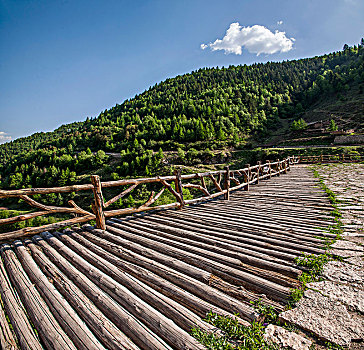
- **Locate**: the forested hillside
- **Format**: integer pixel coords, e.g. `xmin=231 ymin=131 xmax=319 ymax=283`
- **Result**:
xmin=1 ymin=42 xmax=363 ymax=192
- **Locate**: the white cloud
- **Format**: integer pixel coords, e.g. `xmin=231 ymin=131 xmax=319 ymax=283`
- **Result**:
xmin=277 ymin=20 xmax=283 ymax=25
xmin=201 ymin=22 xmax=295 ymax=56
xmin=0 ymin=132 xmax=12 ymax=144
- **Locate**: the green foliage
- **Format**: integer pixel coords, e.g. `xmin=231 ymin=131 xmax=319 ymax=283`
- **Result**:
xmin=312 ymin=167 xmax=343 ymax=222
xmin=0 ymin=209 xmax=65 ymax=233
xmin=296 ymin=253 xmax=330 ymax=277
xmin=249 ymin=300 xmax=278 ymax=324
xmin=324 ymin=341 xmax=344 ymax=350
xmin=328 ymin=119 xmax=338 ymax=131
xmin=191 ymin=312 xmax=278 ymax=350
xmin=288 ymin=253 xmax=332 ymax=308
xmin=290 ymin=118 xmax=307 ymax=131
xmin=191 ymin=328 xmax=235 ymax=350
xmin=177 ymin=147 xmax=185 ymax=161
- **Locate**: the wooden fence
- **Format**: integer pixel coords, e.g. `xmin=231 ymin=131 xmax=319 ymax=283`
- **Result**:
xmin=0 ymin=157 xmax=294 ymax=242
xmin=296 ymin=153 xmax=364 ymax=163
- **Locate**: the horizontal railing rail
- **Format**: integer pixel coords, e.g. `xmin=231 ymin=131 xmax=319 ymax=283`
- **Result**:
xmin=296 ymin=154 xmax=364 ymax=164
xmin=0 ymin=157 xmax=295 ymax=241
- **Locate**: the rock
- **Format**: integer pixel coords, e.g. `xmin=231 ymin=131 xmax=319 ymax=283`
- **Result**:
xmin=342 ymin=231 xmax=364 ymax=238
xmin=322 ymin=260 xmax=364 ymax=284
xmin=347 ymin=256 xmax=364 ymax=268
xmin=338 ymin=206 xmax=363 ymax=211
xmin=329 ymin=240 xmax=364 ymax=257
xmin=330 ymin=240 xmax=364 ymax=252
xmin=263 ymin=324 xmax=312 ymax=350
xmin=307 ymin=280 xmax=364 ymax=312
xmin=280 ymin=290 xmax=363 ymax=347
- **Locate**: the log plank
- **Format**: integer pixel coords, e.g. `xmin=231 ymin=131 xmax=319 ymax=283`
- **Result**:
xmin=0 ymin=256 xmax=41 ymax=350
xmin=1 ymin=244 xmax=78 ymax=350
xmin=40 ymin=232 xmax=205 ymax=350
xmin=13 ymin=240 xmax=105 ymax=350
xmin=25 ymin=239 xmax=140 ymax=350
xmin=32 ymin=234 xmax=172 ymax=350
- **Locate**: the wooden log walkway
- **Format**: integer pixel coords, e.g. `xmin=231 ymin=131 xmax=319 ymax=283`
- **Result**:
xmin=0 ymin=164 xmax=336 ymax=349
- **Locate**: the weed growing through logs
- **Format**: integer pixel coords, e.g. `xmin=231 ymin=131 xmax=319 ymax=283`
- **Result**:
xmin=249 ymin=299 xmax=278 ymax=324
xmin=324 ymin=341 xmax=344 ymax=350
xmin=288 ymin=239 xmax=343 ymax=307
xmin=296 ymin=253 xmax=330 ymax=277
xmin=191 ymin=311 xmax=279 ymax=349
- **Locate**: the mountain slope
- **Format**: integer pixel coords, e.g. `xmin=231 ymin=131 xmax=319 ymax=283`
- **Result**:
xmin=0 ymin=43 xmax=363 ymax=191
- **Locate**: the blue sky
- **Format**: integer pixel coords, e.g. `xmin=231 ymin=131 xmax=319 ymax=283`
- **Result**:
xmin=0 ymin=0 xmax=363 ymax=142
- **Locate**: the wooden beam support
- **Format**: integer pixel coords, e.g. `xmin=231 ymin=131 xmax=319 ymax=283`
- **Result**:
xmin=91 ymin=175 xmax=106 ymax=230
xmin=244 ymin=164 xmax=250 ymax=191
xmin=209 ymin=174 xmax=223 ymax=193
xmin=25 ymin=239 xmax=139 ymax=350
xmin=13 ymin=240 xmax=104 ymax=350
xmin=224 ymin=166 xmax=230 ymax=200
xmin=0 ymin=215 xmax=95 ymax=243
xmin=104 ymin=183 xmax=138 ymax=208
xmin=256 ymin=161 xmax=261 ymax=184
xmin=183 ymin=184 xmax=210 ymax=196
xmin=276 ymin=159 xmax=281 ymax=176
xmin=160 ymin=179 xmax=183 ymax=207
xmin=174 ymin=168 xmax=185 ymax=209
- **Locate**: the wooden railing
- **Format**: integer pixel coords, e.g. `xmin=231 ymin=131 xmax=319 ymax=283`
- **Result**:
xmin=0 ymin=157 xmax=294 ymax=242
xmin=296 ymin=154 xmax=364 ymax=164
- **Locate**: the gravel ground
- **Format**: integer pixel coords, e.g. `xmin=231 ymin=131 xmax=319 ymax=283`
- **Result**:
xmin=316 ymin=163 xmax=364 ymax=349
xmin=278 ymin=163 xmax=364 ymax=349
xmin=317 ymin=163 xmax=364 ymax=242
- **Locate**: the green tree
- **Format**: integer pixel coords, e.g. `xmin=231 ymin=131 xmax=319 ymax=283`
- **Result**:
xmin=94 ymin=150 xmax=106 ymax=166
xmin=156 ymin=147 xmax=164 ymax=160
xmin=9 ymin=173 xmax=23 ymax=188
xmin=291 ymin=118 xmax=307 ymax=131
xmin=177 ymin=148 xmax=185 ymax=162
xmin=329 ymin=119 xmax=338 ymax=131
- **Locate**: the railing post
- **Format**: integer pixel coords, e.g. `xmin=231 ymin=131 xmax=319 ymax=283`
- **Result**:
xmin=283 ymin=159 xmax=288 ymax=174
xmin=91 ymin=175 xmax=106 ymax=230
xmin=244 ymin=164 xmax=250 ymax=191
xmin=256 ymin=161 xmax=261 ymax=184
xmin=224 ymin=166 xmax=230 ymax=200
xmin=174 ymin=168 xmax=185 ymax=209
xmin=267 ymin=160 xmax=272 ymax=178
xmin=276 ymin=159 xmax=281 ymax=176
xmin=342 ymin=154 xmax=345 ymax=162
xmin=320 ymin=154 xmax=323 ymax=163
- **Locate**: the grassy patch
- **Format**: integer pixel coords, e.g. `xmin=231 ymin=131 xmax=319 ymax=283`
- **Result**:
xmin=249 ymin=300 xmax=278 ymax=324
xmin=288 ymin=253 xmax=332 ymax=308
xmin=191 ymin=311 xmax=278 ymax=350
